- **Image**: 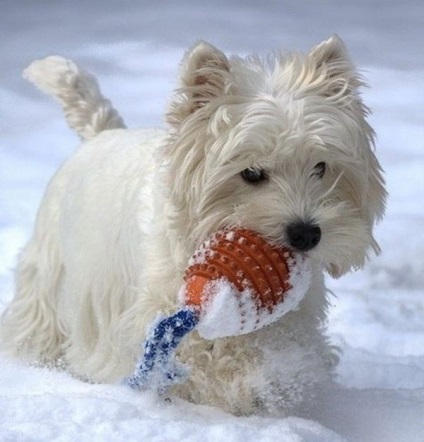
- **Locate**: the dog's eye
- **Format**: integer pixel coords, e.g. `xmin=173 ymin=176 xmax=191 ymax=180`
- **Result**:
xmin=313 ymin=162 xmax=326 ymax=179
xmin=240 ymin=167 xmax=267 ymax=184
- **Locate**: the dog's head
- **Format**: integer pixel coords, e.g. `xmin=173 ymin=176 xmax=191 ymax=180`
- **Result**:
xmin=165 ymin=36 xmax=386 ymax=277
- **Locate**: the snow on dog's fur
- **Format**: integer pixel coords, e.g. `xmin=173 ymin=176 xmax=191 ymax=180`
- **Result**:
xmin=0 ymin=36 xmax=386 ymax=415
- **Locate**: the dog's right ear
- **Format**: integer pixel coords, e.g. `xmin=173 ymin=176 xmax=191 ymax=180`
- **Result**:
xmin=167 ymin=42 xmax=231 ymax=126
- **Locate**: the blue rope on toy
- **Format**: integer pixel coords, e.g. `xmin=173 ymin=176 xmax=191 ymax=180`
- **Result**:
xmin=127 ymin=307 xmax=199 ymax=391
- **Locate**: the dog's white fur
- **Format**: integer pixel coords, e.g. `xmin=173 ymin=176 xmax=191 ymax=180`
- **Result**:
xmin=1 ymin=36 xmax=386 ymax=415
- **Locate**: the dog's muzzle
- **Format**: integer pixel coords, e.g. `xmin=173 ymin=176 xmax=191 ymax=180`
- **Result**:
xmin=286 ymin=221 xmax=321 ymax=252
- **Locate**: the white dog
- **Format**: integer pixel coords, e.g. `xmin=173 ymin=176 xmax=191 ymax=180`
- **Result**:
xmin=0 ymin=36 xmax=386 ymax=415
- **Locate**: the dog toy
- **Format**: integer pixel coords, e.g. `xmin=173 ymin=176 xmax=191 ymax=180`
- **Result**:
xmin=127 ymin=228 xmax=311 ymax=391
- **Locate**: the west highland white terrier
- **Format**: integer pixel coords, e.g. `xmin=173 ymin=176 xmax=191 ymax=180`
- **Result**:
xmin=0 ymin=36 xmax=386 ymax=415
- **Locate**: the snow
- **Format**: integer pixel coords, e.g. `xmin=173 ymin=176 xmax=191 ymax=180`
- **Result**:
xmin=194 ymin=256 xmax=311 ymax=339
xmin=1 ymin=0 xmax=423 ymax=440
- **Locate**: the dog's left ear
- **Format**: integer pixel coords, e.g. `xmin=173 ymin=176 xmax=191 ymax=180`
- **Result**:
xmin=167 ymin=42 xmax=231 ymax=126
xmin=310 ymin=35 xmax=349 ymax=67
xmin=309 ymin=35 xmax=362 ymax=96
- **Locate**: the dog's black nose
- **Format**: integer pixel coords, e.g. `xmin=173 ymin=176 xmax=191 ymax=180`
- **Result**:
xmin=286 ymin=222 xmax=321 ymax=252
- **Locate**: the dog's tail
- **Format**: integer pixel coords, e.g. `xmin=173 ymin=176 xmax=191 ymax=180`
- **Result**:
xmin=23 ymin=56 xmax=126 ymax=141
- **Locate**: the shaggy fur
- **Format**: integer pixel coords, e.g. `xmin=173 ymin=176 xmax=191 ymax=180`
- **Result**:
xmin=0 ymin=36 xmax=386 ymax=415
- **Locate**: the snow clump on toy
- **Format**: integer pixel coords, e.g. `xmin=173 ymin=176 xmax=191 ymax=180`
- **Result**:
xmin=180 ymin=228 xmax=312 ymax=339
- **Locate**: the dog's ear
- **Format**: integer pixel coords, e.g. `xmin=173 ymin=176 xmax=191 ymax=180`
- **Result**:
xmin=167 ymin=42 xmax=231 ymax=126
xmin=310 ymin=35 xmax=349 ymax=68
xmin=309 ymin=35 xmax=362 ymax=96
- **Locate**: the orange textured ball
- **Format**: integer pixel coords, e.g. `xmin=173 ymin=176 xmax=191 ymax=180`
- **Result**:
xmin=183 ymin=228 xmax=294 ymax=312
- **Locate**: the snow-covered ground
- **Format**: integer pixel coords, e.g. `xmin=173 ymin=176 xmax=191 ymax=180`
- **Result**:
xmin=1 ymin=1 xmax=423 ymax=441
